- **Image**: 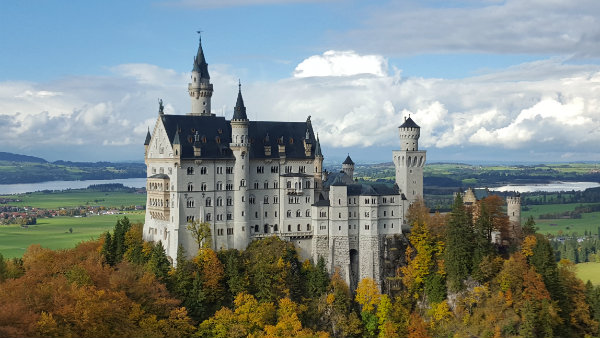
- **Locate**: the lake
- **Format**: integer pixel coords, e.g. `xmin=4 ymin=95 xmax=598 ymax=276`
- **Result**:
xmin=0 ymin=177 xmax=147 ymax=195
xmin=491 ymin=181 xmax=600 ymax=193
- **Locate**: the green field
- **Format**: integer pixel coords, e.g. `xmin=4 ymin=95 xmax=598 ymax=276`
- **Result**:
xmin=0 ymin=190 xmax=146 ymax=209
xmin=521 ymin=203 xmax=600 ymax=235
xmin=576 ymin=262 xmax=600 ymax=285
xmin=0 ymin=212 xmax=145 ymax=258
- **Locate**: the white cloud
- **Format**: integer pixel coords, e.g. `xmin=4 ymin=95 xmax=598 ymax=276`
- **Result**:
xmin=1 ymin=51 xmax=600 ymax=161
xmin=293 ymin=50 xmax=388 ymax=78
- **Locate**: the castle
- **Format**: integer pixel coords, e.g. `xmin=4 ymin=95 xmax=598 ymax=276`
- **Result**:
xmin=142 ymin=37 xmax=425 ymax=288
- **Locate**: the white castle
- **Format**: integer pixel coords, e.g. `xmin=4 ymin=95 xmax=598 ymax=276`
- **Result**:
xmin=143 ymin=37 xmax=425 ymax=287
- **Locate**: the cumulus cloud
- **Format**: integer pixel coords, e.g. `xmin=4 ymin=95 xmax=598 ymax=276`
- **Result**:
xmin=341 ymin=0 xmax=600 ymax=57
xmin=293 ymin=50 xmax=388 ymax=77
xmin=1 ymin=50 xmax=600 ymax=161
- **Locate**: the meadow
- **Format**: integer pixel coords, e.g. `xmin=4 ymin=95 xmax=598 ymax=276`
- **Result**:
xmin=576 ymin=262 xmax=600 ymax=285
xmin=522 ymin=203 xmax=600 ymax=235
xmin=0 ymin=190 xmax=146 ymax=209
xmin=0 ymin=212 xmax=145 ymax=258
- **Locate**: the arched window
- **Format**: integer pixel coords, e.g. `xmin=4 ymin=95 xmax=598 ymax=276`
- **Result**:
xmin=264 ymin=224 xmax=269 ymax=233
xmin=205 ymin=198 xmax=212 ymax=207
xmin=297 ymin=224 xmax=301 ymax=231
xmin=296 ymin=210 xmax=301 ymax=217
xmin=187 ymin=183 xmax=193 ymax=191
xmin=305 ymin=209 xmax=310 ymax=217
xmin=288 ymin=224 xmax=291 ymax=232
xmin=254 ymin=224 xmax=259 ymax=233
xmin=307 ymin=224 xmax=311 ymax=231
xmin=287 ymin=210 xmax=292 ymax=217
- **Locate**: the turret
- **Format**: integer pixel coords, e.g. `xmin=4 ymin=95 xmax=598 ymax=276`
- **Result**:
xmin=314 ymin=134 xmax=323 ymax=189
xmin=229 ymin=82 xmax=250 ymax=250
xmin=399 ymin=115 xmax=420 ymax=151
xmin=342 ymin=154 xmax=354 ymax=180
xmin=188 ymin=34 xmax=213 ymax=116
xmin=507 ymin=193 xmax=521 ymax=239
xmin=172 ymin=127 xmax=181 ymax=160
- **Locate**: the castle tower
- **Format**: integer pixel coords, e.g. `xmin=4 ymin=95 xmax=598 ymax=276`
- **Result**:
xmin=188 ymin=35 xmax=213 ymax=116
xmin=230 ymin=82 xmax=250 ymax=249
xmin=329 ymin=178 xmax=351 ymax=286
xmin=393 ymin=116 xmax=426 ymax=203
xmin=314 ymin=134 xmax=323 ymax=190
xmin=507 ymin=193 xmax=521 ymax=239
xmin=342 ymin=155 xmax=354 ymax=180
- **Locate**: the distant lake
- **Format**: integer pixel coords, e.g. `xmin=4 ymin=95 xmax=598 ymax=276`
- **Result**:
xmin=0 ymin=178 xmax=147 ymax=195
xmin=491 ymin=181 xmax=600 ymax=193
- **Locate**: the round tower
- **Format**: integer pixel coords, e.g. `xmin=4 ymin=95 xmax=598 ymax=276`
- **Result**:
xmin=230 ymin=82 xmax=250 ymax=250
xmin=398 ymin=115 xmax=420 ymax=151
xmin=342 ymin=154 xmax=354 ymax=180
xmin=188 ymin=34 xmax=213 ymax=116
xmin=507 ymin=193 xmax=521 ymax=239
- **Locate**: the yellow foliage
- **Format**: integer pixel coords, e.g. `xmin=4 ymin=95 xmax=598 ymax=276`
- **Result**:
xmin=355 ymin=278 xmax=381 ymax=313
xmin=522 ymin=235 xmax=537 ymax=257
xmin=326 ymin=293 xmax=335 ymax=305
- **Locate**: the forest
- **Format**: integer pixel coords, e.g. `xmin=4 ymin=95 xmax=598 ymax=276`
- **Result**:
xmin=1 ymin=194 xmax=600 ymax=338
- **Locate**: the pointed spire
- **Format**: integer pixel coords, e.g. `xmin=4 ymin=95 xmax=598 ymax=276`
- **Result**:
xmin=192 ymin=32 xmax=210 ymax=79
xmin=343 ymin=154 xmax=354 ymax=165
xmin=144 ymin=127 xmax=151 ymax=145
xmin=173 ymin=126 xmax=181 ymax=145
xmin=315 ymin=134 xmax=322 ymax=157
xmin=232 ymin=80 xmax=248 ymax=120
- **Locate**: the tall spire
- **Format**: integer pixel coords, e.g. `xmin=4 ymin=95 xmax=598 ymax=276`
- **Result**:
xmin=192 ymin=32 xmax=210 ymax=79
xmin=144 ymin=127 xmax=151 ymax=145
xmin=315 ymin=134 xmax=322 ymax=157
xmin=232 ymin=80 xmax=248 ymax=120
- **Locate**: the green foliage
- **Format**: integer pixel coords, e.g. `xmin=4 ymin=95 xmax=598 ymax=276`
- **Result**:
xmin=445 ymin=193 xmax=474 ymax=292
xmin=472 ymin=202 xmax=494 ymax=281
xmin=186 ymin=220 xmax=211 ymax=250
xmin=305 ymin=256 xmax=330 ymax=299
xmin=424 ymin=273 xmax=447 ymax=304
xmin=522 ymin=216 xmax=537 ymax=236
xmin=146 ymin=241 xmax=171 ymax=283
xmin=0 ymin=253 xmax=6 ymax=282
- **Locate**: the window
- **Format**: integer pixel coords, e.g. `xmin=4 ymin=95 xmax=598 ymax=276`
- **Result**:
xmin=274 ymin=196 xmax=279 ymax=204
xmin=257 ymin=166 xmax=264 ymax=174
xmin=205 ymin=198 xmax=212 ymax=207
xmin=253 ymin=182 xmax=259 ymax=189
xmin=305 ymin=210 xmax=310 ymax=217
xmin=216 ymin=182 xmax=223 ymax=190
xmin=365 ymin=224 xmax=370 ymax=230
xmin=288 ymin=224 xmax=291 ymax=232
xmin=255 ymin=211 xmax=259 ymax=218
xmin=264 ymin=224 xmax=269 ymax=233
xmin=227 ymin=197 xmax=233 ymax=206
xmin=216 ymin=197 xmax=223 ymax=206
xmin=264 ymin=211 xmax=268 ymax=217
xmin=217 ymin=229 xmax=224 ymax=236
xmin=390 ymin=197 xmax=395 ymax=203
xmin=299 ymin=166 xmax=306 ymax=173
xmin=307 ymin=224 xmax=311 ymax=231
xmin=271 ymin=166 xmax=279 ymax=173
xmin=275 ymin=211 xmax=278 ymax=217
xmin=365 ymin=198 xmax=370 ymax=204
xmin=254 ymin=225 xmax=259 ymax=232
xmin=187 ymin=216 xmax=194 ymax=222
xmin=227 ymin=228 xmax=234 ymax=235
xmin=227 ymin=213 xmax=232 ymax=220
xmin=383 ymin=211 xmax=387 ymax=216
xmin=338 ymin=199 xmax=341 ymax=205
xmin=240 ymin=179 xmax=246 ymax=187
xmin=249 ymin=196 xmax=255 ymax=204
xmin=296 ymin=210 xmax=301 ymax=217
xmin=187 ymin=167 xmax=194 ymax=175
xmin=217 ymin=214 xmax=223 ymax=221
xmin=383 ymin=197 xmax=387 ymax=203
xmin=200 ymin=167 xmax=207 ymax=175
xmin=216 ymin=166 xmax=223 ymax=174
xmin=274 ymin=182 xmax=279 ymax=189
xmin=264 ymin=196 xmax=269 ymax=204
xmin=365 ymin=211 xmax=370 ymax=217
xmin=274 ymin=224 xmax=278 ymax=231
xmin=287 ymin=210 xmax=292 ymax=217
xmin=187 ymin=183 xmax=193 ymax=191
xmin=206 ymin=213 xmax=212 ymax=221
xmin=391 ymin=210 xmax=394 ymax=216
xmin=226 ymin=183 xmax=233 ymax=191
xmin=201 ymin=182 xmax=207 ymax=191
xmin=319 ymin=210 xmax=327 ymax=217
xmin=226 ymin=166 xmax=233 ymax=174
xmin=287 ymin=181 xmax=292 ymax=189
xmin=305 ymin=196 xmax=310 ymax=203
xmin=297 ymin=224 xmax=301 ymax=231
xmin=187 ymin=199 xmax=194 ymax=208
xmin=339 ymin=212 xmax=342 ymax=218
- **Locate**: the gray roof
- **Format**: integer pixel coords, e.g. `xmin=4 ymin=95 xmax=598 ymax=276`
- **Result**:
xmin=315 ymin=135 xmax=322 ymax=157
xmin=343 ymin=155 xmax=354 ymax=165
xmin=232 ymin=85 xmax=248 ymax=120
xmin=149 ymin=173 xmax=169 ymax=179
xmin=399 ymin=116 xmax=420 ymax=129
xmin=347 ymin=183 xmax=400 ymax=196
xmin=144 ymin=129 xmax=151 ymax=145
xmin=160 ymin=114 xmax=316 ymax=160
xmin=192 ymin=37 xmax=210 ymax=79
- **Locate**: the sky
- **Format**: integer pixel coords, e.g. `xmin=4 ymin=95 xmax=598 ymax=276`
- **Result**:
xmin=1 ymin=0 xmax=600 ymax=164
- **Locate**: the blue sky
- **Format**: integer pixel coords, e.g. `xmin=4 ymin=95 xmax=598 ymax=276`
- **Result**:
xmin=1 ymin=0 xmax=599 ymax=163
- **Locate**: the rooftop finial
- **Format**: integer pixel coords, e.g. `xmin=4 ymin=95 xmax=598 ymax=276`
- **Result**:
xmin=197 ymin=30 xmax=202 ymax=42
xmin=238 ymin=79 xmax=241 ymax=92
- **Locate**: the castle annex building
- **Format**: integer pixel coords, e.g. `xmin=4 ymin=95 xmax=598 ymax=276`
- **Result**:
xmin=143 ymin=38 xmax=426 ymax=288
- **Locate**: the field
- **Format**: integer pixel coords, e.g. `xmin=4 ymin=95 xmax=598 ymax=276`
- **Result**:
xmin=0 ymin=212 xmax=145 ymax=258
xmin=521 ymin=203 xmax=600 ymax=235
xmin=576 ymin=262 xmax=600 ymax=285
xmin=0 ymin=190 xmax=146 ymax=209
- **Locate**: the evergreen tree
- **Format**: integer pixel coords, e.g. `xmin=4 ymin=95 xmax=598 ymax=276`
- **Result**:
xmin=522 ymin=216 xmax=537 ymax=236
xmin=0 ymin=253 xmax=6 ymax=282
xmin=306 ymin=256 xmax=330 ymax=299
xmin=472 ymin=202 xmax=494 ymax=281
xmin=112 ymin=217 xmax=131 ymax=263
xmin=146 ymin=241 xmax=171 ymax=283
xmin=100 ymin=232 xmax=114 ymax=266
xmin=445 ymin=193 xmax=473 ymax=292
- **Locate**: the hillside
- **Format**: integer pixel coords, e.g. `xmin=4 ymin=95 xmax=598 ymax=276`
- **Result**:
xmin=0 ymin=152 xmax=145 ymax=184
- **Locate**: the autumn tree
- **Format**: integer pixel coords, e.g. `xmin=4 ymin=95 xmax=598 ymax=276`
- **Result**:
xmin=187 ymin=219 xmax=212 ymax=249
